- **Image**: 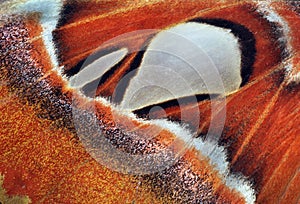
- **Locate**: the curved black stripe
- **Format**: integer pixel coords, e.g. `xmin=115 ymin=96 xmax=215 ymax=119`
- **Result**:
xmin=133 ymin=94 xmax=218 ymax=121
xmin=80 ymin=54 xmax=127 ymax=98
xmin=63 ymin=47 xmax=124 ymax=77
xmin=64 ymin=18 xmax=257 ymax=109
xmin=111 ymin=49 xmax=146 ymax=104
xmin=189 ymin=18 xmax=256 ymax=87
xmin=132 ymin=19 xmax=255 ymax=121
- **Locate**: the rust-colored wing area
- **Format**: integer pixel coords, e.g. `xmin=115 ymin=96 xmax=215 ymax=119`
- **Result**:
xmin=0 ymin=0 xmax=299 ymax=203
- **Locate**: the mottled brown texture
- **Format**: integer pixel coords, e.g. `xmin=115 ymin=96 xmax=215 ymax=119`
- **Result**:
xmin=1 ymin=0 xmax=300 ymax=203
xmin=0 ymin=13 xmax=245 ymax=203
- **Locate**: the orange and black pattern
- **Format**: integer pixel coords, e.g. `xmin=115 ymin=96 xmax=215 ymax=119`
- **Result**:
xmin=0 ymin=1 xmax=299 ymax=203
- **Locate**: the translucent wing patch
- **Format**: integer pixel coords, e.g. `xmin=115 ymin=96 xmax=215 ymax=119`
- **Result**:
xmin=120 ymin=22 xmax=242 ymax=111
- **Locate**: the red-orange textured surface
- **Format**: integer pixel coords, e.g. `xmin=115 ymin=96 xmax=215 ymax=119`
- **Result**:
xmin=0 ymin=0 xmax=299 ymax=203
xmin=0 ymin=85 xmax=161 ymax=203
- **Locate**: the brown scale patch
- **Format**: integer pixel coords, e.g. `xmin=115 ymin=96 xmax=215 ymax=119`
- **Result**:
xmin=141 ymin=147 xmax=249 ymax=203
xmin=0 ymin=15 xmax=147 ymax=144
xmin=0 ymin=84 xmax=163 ymax=203
xmin=42 ymin=160 xmax=160 ymax=204
xmin=53 ymin=0 xmax=224 ymax=69
xmin=116 ymin=2 xmax=300 ymax=202
xmin=95 ymin=52 xmax=138 ymax=98
xmin=272 ymin=2 xmax=300 ymax=79
xmin=55 ymin=3 xmax=280 ymax=82
xmin=143 ymin=96 xmax=224 ymax=136
xmin=57 ymin=0 xmax=124 ymax=27
xmin=2 ymin=1 xmax=300 ymax=203
xmin=190 ymin=3 xmax=283 ymax=83
xmin=0 ymin=14 xmax=244 ymax=203
xmin=277 ymin=170 xmax=300 ymax=204
xmin=0 ymin=12 xmax=253 ymax=204
xmin=118 ymin=2 xmax=286 ymax=133
xmin=231 ymin=83 xmax=300 ymax=204
xmin=24 ymin=13 xmax=53 ymax=72
xmin=92 ymin=32 xmax=158 ymax=99
xmin=183 ymin=149 xmax=245 ymax=203
xmin=0 ymin=16 xmax=164 ymax=204
xmin=142 ymin=158 xmax=221 ymax=204
xmin=216 ymin=68 xmax=285 ymax=162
